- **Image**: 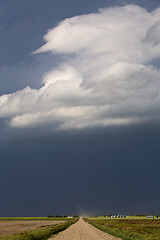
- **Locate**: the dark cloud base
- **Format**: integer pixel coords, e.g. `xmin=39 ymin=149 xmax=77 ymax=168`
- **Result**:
xmin=0 ymin=122 xmax=160 ymax=216
xmin=0 ymin=0 xmax=160 ymax=217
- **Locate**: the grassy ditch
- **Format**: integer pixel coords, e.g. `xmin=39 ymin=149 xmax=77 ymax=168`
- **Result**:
xmin=0 ymin=218 xmax=79 ymax=240
xmin=84 ymin=218 xmax=160 ymax=240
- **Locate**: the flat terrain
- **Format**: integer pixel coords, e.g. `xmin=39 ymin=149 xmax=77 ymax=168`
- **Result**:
xmin=0 ymin=220 xmax=64 ymax=237
xmin=49 ymin=218 xmax=121 ymax=240
xmin=86 ymin=218 xmax=160 ymax=240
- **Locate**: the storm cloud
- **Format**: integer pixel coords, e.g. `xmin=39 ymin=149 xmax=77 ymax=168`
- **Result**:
xmin=1 ymin=5 xmax=160 ymax=130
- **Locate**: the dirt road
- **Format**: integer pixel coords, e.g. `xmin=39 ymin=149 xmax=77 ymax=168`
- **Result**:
xmin=49 ymin=218 xmax=122 ymax=240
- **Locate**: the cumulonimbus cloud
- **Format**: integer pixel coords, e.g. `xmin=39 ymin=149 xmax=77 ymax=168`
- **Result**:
xmin=1 ymin=4 xmax=160 ymax=130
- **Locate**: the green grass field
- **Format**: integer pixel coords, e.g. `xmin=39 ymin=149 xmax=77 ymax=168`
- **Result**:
xmin=0 ymin=217 xmax=78 ymax=240
xmin=85 ymin=217 xmax=160 ymax=240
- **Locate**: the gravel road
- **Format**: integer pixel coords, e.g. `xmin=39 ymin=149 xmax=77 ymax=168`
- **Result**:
xmin=49 ymin=218 xmax=122 ymax=240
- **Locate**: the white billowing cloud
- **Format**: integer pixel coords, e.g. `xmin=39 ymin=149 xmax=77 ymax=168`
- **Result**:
xmin=1 ymin=5 xmax=160 ymax=130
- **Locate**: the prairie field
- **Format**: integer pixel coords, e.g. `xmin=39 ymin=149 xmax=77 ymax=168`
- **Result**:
xmin=0 ymin=217 xmax=69 ymax=221
xmin=0 ymin=217 xmax=78 ymax=240
xmin=85 ymin=217 xmax=160 ymax=240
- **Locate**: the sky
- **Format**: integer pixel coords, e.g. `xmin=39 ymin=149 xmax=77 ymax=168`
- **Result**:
xmin=0 ymin=0 xmax=160 ymax=217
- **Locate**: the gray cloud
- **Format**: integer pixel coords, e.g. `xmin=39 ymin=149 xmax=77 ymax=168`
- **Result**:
xmin=145 ymin=21 xmax=160 ymax=46
xmin=0 ymin=123 xmax=160 ymax=216
xmin=1 ymin=5 xmax=160 ymax=130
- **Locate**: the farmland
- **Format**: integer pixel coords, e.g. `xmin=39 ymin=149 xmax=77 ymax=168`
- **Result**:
xmin=0 ymin=217 xmax=78 ymax=240
xmin=85 ymin=217 xmax=160 ymax=240
xmin=1 ymin=216 xmax=160 ymax=240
